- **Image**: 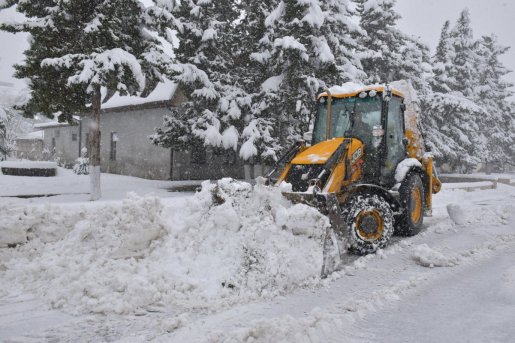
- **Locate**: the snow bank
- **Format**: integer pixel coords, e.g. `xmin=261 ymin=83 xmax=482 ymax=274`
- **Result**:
xmin=0 ymin=180 xmax=329 ymax=314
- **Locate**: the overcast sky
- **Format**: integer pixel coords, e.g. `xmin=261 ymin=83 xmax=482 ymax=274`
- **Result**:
xmin=0 ymin=1 xmax=514 ymax=94
xmin=396 ymin=0 xmax=515 ymax=92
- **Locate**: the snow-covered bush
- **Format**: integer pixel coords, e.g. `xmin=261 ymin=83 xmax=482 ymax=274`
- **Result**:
xmin=73 ymin=147 xmax=89 ymax=175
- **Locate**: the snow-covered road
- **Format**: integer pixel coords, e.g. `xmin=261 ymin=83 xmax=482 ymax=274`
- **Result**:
xmin=354 ymin=245 xmax=515 ymax=343
xmin=0 ymin=176 xmax=514 ymax=342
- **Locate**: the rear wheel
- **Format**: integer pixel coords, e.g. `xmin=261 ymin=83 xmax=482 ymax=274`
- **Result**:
xmin=344 ymin=194 xmax=394 ymax=255
xmin=396 ymin=174 xmax=425 ymax=236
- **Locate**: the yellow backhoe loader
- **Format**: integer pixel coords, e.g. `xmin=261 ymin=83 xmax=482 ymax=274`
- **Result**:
xmin=265 ymin=80 xmax=442 ymax=276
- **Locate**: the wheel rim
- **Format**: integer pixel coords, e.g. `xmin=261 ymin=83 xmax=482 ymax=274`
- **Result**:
xmin=410 ymin=187 xmax=422 ymax=223
xmin=355 ymin=210 xmax=384 ymax=241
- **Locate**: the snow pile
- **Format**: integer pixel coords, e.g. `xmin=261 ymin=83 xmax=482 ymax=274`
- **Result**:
xmin=446 ymin=203 xmax=468 ymax=225
xmin=0 ymin=179 xmax=329 ymax=314
xmin=411 ymin=244 xmax=458 ymax=268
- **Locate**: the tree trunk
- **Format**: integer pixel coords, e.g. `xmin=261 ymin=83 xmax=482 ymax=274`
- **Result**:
xmin=89 ymin=86 xmax=102 ymax=201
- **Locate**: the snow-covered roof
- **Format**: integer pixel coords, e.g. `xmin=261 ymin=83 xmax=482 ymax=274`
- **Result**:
xmin=318 ymin=82 xmax=404 ymax=99
xmin=102 ymin=79 xmax=178 ymax=110
xmin=17 ymin=130 xmax=44 ymax=140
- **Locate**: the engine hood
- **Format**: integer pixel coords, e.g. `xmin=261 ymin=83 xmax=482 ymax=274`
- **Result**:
xmin=291 ymin=138 xmax=346 ymax=165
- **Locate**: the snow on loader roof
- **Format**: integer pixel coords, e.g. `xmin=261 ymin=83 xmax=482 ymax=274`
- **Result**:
xmin=317 ymin=82 xmax=404 ymax=99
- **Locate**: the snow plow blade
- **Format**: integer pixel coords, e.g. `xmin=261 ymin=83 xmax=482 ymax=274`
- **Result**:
xmin=282 ymin=192 xmax=350 ymax=278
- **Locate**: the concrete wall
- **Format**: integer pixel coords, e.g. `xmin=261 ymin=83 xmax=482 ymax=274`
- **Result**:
xmin=42 ymin=125 xmax=81 ymax=167
xmin=85 ymin=107 xmax=172 ymax=180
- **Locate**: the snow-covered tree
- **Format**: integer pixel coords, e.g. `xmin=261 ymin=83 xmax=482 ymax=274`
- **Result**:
xmin=420 ymin=92 xmax=485 ymax=172
xmin=150 ymin=0 xmax=250 ymax=156
xmin=474 ymin=34 xmax=515 ymax=167
xmin=355 ymin=0 xmax=433 ymax=96
xmin=2 ymin=0 xmax=167 ymax=200
xmin=1 ymin=0 xmax=170 ymax=200
xmin=421 ymin=9 xmax=488 ymax=171
xmin=430 ymin=20 xmax=453 ymax=93
xmin=241 ymin=0 xmax=366 ymax=162
xmin=446 ymin=9 xmax=480 ymax=98
xmin=0 ymin=106 xmax=31 ymax=157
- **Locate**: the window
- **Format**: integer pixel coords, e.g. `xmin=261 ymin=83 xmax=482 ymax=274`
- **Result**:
xmin=72 ymin=133 xmax=78 ymax=142
xmin=110 ymin=132 xmax=118 ymax=161
xmin=51 ymin=137 xmax=56 ymax=152
xmin=191 ymin=144 xmax=206 ymax=164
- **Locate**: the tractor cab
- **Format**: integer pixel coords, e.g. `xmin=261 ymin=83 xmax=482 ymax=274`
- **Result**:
xmin=312 ymin=86 xmax=407 ymax=187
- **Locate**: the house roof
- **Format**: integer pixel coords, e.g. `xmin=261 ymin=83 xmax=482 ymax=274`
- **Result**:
xmin=34 ymin=121 xmax=73 ymax=129
xmin=101 ymin=79 xmax=178 ymax=110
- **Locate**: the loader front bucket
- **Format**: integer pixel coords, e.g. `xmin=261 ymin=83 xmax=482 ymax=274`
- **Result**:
xmin=282 ymin=191 xmax=351 ymax=277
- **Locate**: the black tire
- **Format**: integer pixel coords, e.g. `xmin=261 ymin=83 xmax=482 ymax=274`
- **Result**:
xmin=395 ymin=174 xmax=425 ymax=236
xmin=344 ymin=194 xmax=394 ymax=255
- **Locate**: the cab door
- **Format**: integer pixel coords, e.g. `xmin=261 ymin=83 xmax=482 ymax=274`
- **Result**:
xmin=381 ymin=96 xmax=406 ymax=185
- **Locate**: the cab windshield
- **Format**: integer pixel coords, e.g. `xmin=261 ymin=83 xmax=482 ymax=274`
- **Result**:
xmin=312 ymin=95 xmax=382 ymax=145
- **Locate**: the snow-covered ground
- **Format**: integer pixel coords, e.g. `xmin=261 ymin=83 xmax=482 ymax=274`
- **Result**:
xmin=0 ymin=167 xmax=197 ymax=203
xmin=1 ymin=171 xmax=514 ymax=342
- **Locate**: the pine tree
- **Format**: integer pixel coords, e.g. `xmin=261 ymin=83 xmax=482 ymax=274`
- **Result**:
xmin=355 ymin=0 xmax=432 ymax=93
xmin=431 ymin=21 xmax=453 ymax=93
xmin=240 ymin=0 xmax=366 ymax=163
xmin=474 ymin=34 xmax=515 ymax=168
xmin=447 ymin=9 xmax=480 ymax=98
xmin=421 ymin=9 xmax=486 ymax=172
xmin=150 ymin=0 xmax=250 ymax=156
xmin=1 ymin=0 xmax=169 ymax=199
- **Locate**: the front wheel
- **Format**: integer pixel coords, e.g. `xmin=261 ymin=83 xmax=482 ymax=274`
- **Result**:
xmin=396 ymin=174 xmax=425 ymax=236
xmin=344 ymin=194 xmax=394 ymax=255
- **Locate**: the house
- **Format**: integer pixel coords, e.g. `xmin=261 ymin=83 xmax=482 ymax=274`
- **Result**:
xmin=37 ymin=81 xmax=247 ymax=180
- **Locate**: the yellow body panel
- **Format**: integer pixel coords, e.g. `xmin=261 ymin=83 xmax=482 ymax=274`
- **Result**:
xmin=323 ymin=139 xmax=364 ymax=193
xmin=318 ymin=85 xmax=404 ymax=100
xmin=291 ymin=138 xmax=345 ymax=165
xmin=406 ymin=130 xmax=423 ymax=159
